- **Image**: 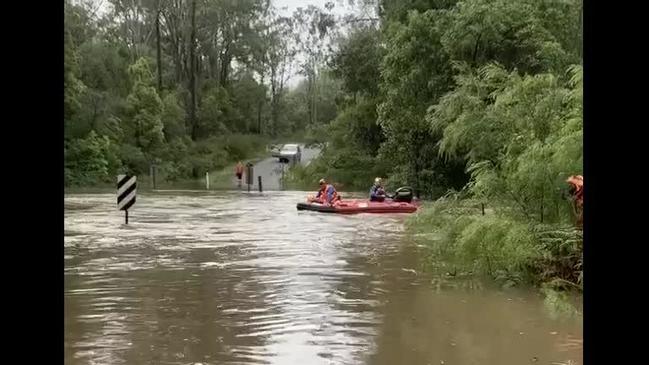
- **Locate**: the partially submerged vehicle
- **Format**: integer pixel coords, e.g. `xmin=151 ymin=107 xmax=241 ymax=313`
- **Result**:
xmin=275 ymin=144 xmax=302 ymax=163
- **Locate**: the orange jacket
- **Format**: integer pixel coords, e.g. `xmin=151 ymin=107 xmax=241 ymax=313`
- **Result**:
xmin=315 ymin=184 xmax=338 ymax=204
xmin=566 ymin=175 xmax=583 ymax=227
xmin=566 ymin=175 xmax=583 ymax=204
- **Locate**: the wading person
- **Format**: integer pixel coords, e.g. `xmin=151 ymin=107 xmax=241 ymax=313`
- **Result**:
xmin=235 ymin=161 xmax=244 ymax=188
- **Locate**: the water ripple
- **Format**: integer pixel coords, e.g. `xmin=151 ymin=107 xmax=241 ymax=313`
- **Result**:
xmin=65 ymin=191 xmax=582 ymax=365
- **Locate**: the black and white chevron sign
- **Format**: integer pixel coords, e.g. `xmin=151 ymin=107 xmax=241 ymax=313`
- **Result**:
xmin=117 ymin=175 xmax=137 ymax=211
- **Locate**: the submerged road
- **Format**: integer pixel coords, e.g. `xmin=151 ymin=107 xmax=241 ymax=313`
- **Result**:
xmin=65 ymin=191 xmax=583 ymax=365
xmin=240 ymin=145 xmax=320 ymax=191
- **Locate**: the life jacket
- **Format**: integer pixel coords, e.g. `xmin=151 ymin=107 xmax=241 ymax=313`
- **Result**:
xmin=329 ymin=185 xmax=340 ymax=203
xmin=566 ymin=175 xmax=583 ymax=227
xmin=317 ymin=184 xmax=338 ymax=204
xmin=370 ymin=185 xmax=385 ymax=199
xmin=566 ymin=175 xmax=583 ymax=205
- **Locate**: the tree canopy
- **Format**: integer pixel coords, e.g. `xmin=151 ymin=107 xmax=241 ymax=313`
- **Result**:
xmin=64 ymin=0 xmax=343 ymax=186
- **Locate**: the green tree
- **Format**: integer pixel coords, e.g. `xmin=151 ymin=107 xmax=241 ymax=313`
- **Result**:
xmin=229 ymin=72 xmax=269 ymax=134
xmin=125 ymin=58 xmax=165 ymax=155
xmin=64 ymin=27 xmax=85 ymax=130
xmin=439 ymin=0 xmax=579 ymax=74
xmin=379 ymin=0 xmax=457 ymax=24
xmin=377 ymin=9 xmax=465 ymax=196
xmin=197 ymin=85 xmax=233 ymax=137
xmin=292 ymin=5 xmax=337 ymax=126
xmin=429 ymin=64 xmax=582 ymax=222
xmin=330 ymin=26 xmax=383 ymax=97
xmin=78 ymin=41 xmax=131 ymax=96
xmin=65 ymin=131 xmax=121 ymax=186
xmin=64 ymin=3 xmax=87 ymax=130
xmin=161 ymin=90 xmax=187 ymax=141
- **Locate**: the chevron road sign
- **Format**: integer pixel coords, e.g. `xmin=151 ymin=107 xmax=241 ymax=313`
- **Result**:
xmin=117 ymin=175 xmax=137 ymax=224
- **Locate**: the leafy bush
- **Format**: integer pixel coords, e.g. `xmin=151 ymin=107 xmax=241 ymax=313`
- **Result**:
xmin=118 ymin=144 xmax=148 ymax=175
xmin=65 ymin=131 xmax=121 ymax=186
xmin=407 ymin=196 xmax=582 ymax=289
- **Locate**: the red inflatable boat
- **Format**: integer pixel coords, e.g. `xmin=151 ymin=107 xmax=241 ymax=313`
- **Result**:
xmin=297 ymin=199 xmax=419 ymax=214
xmin=297 ymin=187 xmax=419 ymax=214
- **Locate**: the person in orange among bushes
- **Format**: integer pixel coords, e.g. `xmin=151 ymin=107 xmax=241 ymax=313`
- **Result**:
xmin=566 ymin=175 xmax=583 ymax=227
xmin=309 ymin=178 xmax=340 ymax=205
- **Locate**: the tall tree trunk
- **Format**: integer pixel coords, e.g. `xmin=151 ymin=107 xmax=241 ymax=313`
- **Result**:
xmin=175 ymin=55 xmax=182 ymax=84
xmin=219 ymin=43 xmax=231 ymax=87
xmin=209 ymin=55 xmax=218 ymax=80
xmin=155 ymin=4 xmax=163 ymax=91
xmin=270 ymin=65 xmax=277 ymax=136
xmin=312 ymin=62 xmax=318 ymax=125
xmin=472 ymin=33 xmax=482 ymax=65
xmin=577 ymin=0 xmax=583 ymax=58
xmin=258 ymin=72 xmax=265 ymax=134
xmin=197 ymin=52 xmax=203 ymax=82
xmin=161 ymin=9 xmax=183 ymax=84
xmin=307 ymin=70 xmax=314 ymax=125
xmin=189 ymin=0 xmax=197 ymax=140
xmin=540 ymin=184 xmax=545 ymax=223
xmin=257 ymin=102 xmax=263 ymax=134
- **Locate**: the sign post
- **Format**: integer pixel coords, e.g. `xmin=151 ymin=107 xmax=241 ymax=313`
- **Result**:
xmin=117 ymin=174 xmax=137 ymax=224
xmin=245 ymin=162 xmax=254 ymax=192
xmin=149 ymin=164 xmax=157 ymax=190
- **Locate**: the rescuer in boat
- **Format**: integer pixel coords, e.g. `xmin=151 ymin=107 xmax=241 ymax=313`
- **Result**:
xmin=369 ymin=177 xmax=387 ymax=202
xmin=312 ymin=178 xmax=340 ymax=206
xmin=566 ymin=175 xmax=583 ymax=228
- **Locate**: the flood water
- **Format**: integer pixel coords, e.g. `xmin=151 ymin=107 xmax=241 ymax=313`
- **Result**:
xmin=65 ymin=191 xmax=582 ymax=365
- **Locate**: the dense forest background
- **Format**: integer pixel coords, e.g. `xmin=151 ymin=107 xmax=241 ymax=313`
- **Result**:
xmin=65 ymin=0 xmax=583 ymax=292
xmin=64 ymin=0 xmax=346 ymax=186
xmin=284 ymin=0 xmax=583 ymax=292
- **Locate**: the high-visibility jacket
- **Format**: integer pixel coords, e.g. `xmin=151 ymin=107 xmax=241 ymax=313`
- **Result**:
xmin=566 ymin=175 xmax=583 ymax=206
xmin=566 ymin=175 xmax=583 ymax=226
xmin=315 ymin=184 xmax=338 ymax=204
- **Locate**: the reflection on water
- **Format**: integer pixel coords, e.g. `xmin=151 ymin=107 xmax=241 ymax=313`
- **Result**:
xmin=65 ymin=191 xmax=582 ymax=365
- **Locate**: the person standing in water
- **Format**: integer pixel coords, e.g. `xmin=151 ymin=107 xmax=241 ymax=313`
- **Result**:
xmin=235 ymin=161 xmax=244 ymax=187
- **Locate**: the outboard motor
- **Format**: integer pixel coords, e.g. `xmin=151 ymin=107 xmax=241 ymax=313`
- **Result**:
xmin=393 ymin=186 xmax=414 ymax=203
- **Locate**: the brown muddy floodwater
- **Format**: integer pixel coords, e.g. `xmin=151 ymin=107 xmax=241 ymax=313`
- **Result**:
xmin=65 ymin=191 xmax=582 ymax=365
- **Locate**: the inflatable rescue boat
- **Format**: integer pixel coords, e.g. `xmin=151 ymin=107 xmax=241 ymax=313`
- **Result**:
xmin=296 ymin=187 xmax=419 ymax=214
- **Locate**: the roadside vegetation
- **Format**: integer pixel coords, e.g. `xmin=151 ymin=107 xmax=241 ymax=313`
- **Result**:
xmin=66 ymin=0 xmax=583 ymax=309
xmin=64 ymin=0 xmax=341 ymax=187
xmin=286 ymin=0 xmax=583 ymax=307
